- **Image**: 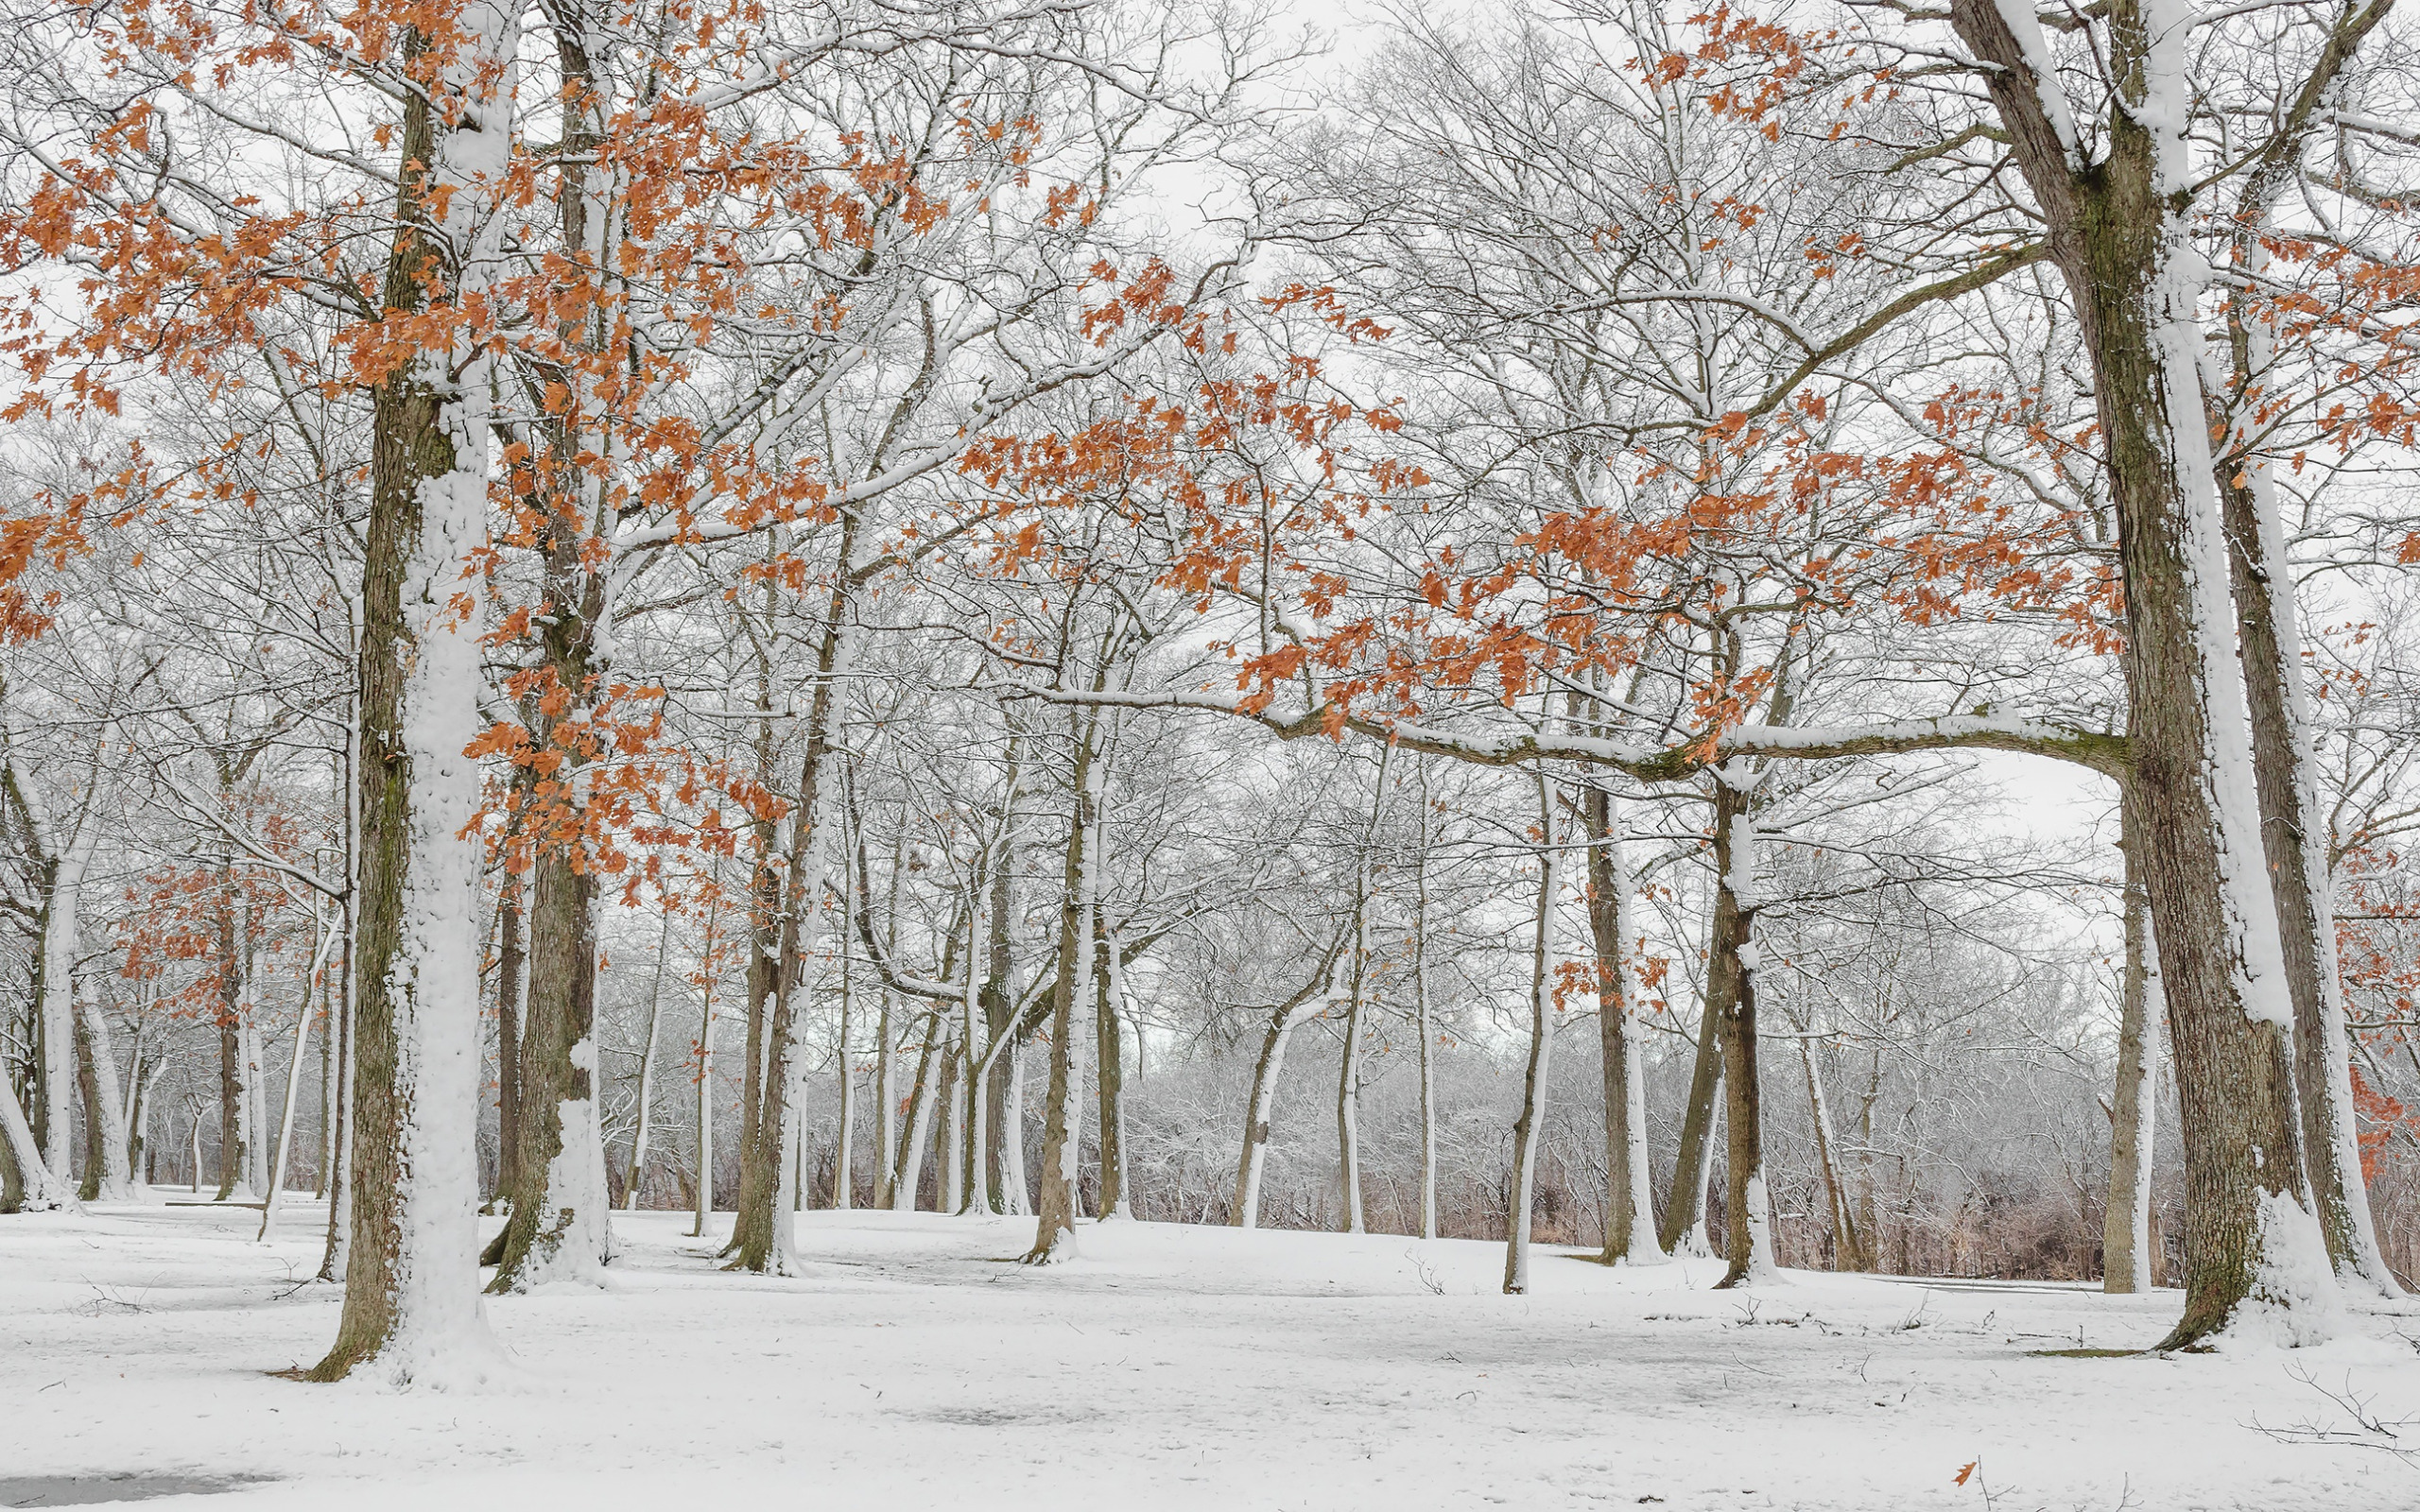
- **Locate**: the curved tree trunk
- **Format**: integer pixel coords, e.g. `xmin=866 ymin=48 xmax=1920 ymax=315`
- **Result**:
xmin=726 ymin=524 xmax=853 ymax=1274
xmin=488 ymin=859 xmax=612 ymax=1290
xmin=1658 ymin=987 xmax=1723 ymax=1256
xmin=2 ymin=1077 xmax=73 ymax=1211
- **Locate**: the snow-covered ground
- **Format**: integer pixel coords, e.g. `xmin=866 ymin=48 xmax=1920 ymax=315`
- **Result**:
xmin=7 ymin=1196 xmax=2420 ymax=1510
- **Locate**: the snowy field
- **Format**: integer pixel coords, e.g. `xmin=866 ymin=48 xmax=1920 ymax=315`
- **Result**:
xmin=7 ymin=1198 xmax=2420 ymax=1511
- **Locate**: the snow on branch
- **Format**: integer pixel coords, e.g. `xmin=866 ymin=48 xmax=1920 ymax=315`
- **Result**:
xmin=998 ymin=685 xmax=2128 ymax=781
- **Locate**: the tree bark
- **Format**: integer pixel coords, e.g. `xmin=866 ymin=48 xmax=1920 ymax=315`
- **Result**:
xmin=726 ymin=519 xmax=853 ymax=1274
xmin=215 ymin=865 xmax=247 ymax=1201
xmin=1 ymin=1076 xmax=71 ymax=1211
xmin=1412 ymin=761 xmax=1438 ymax=1241
xmin=1584 ymin=781 xmax=1662 ymax=1264
xmin=1951 ymin=0 xmax=2337 ymax=1350
xmin=1095 ymin=923 xmax=1132 ymax=1219
xmin=1024 ymin=715 xmax=1099 ymax=1263
xmin=493 ymin=868 xmax=525 ymax=1210
xmin=690 ymin=953 xmax=716 ymax=1238
xmin=2106 ymin=790 xmax=2161 ymax=1294
xmin=1800 ymin=1033 xmax=1866 ymax=1271
xmin=2222 ymin=421 xmax=2395 ymax=1294
xmin=1660 ymin=979 xmax=1723 ymax=1255
xmin=833 ymin=917 xmax=856 ymax=1211
xmin=1504 ymin=774 xmax=1562 ymax=1295
xmin=1711 ymin=767 xmax=1777 ymax=1287
xmin=309 ymin=0 xmax=514 ymax=1382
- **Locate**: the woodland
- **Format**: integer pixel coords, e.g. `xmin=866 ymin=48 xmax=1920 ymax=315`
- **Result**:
xmin=3 ymin=0 xmax=2420 ymax=1491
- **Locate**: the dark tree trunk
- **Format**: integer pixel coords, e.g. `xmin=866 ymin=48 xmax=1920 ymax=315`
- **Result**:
xmin=1094 ymin=924 xmax=1127 ymax=1219
xmin=1951 ymin=0 xmax=2328 ymax=1348
xmin=74 ymin=1005 xmax=103 ymax=1202
xmin=2105 ymin=787 xmax=2159 ymax=1294
xmin=1709 ymin=777 xmax=1768 ymax=1288
xmin=1024 ymin=724 xmax=1096 ymax=1262
xmin=2222 ymin=451 xmax=2386 ymax=1288
xmin=493 ymin=868 xmax=525 ymax=1210
xmin=1658 ymin=968 xmax=1723 ymax=1254
xmin=728 ymin=516 xmax=855 ymax=1272
xmin=1583 ymin=782 xmax=1653 ymax=1262
xmin=307 ymin=26 xmax=489 ymax=1376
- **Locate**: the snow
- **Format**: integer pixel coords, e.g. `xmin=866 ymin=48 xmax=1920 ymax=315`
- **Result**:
xmin=11 ymin=1198 xmax=2420 ymax=1511
xmin=345 ymin=0 xmax=522 ymax=1384
xmin=2217 ymin=1190 xmax=2350 ymax=1353
xmin=1989 ymin=0 xmax=2085 ymax=173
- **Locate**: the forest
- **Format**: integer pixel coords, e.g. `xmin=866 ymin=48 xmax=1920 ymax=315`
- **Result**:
xmin=3 ymin=0 xmax=2420 ymax=1502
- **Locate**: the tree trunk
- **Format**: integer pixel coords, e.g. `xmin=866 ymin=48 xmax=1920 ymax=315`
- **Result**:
xmin=892 ymin=1009 xmax=943 ymax=1211
xmin=487 ymin=855 xmax=612 ymax=1288
xmin=956 ymin=861 xmax=991 ymax=1217
xmin=1800 ymin=1033 xmax=1865 ymax=1271
xmin=726 ymin=526 xmax=853 ymax=1274
xmin=1504 ymin=775 xmax=1562 ymax=1295
xmin=215 ymin=873 xmax=247 ymax=1202
xmin=1952 ymin=0 xmax=2334 ymax=1351
xmin=2106 ymin=795 xmax=2162 ymax=1294
xmin=318 ymin=946 xmax=354 ymax=1282
xmin=2 ymin=1076 xmax=71 ymax=1211
xmin=978 ymin=755 xmax=1020 ymax=1213
xmin=1002 ymin=1037 xmax=1030 ymax=1215
xmin=624 ymin=906 xmax=672 ymax=1211
xmin=1336 ymin=747 xmax=1391 ymax=1235
xmin=493 ymin=868 xmax=525 ymax=1210
xmin=39 ymin=830 xmax=100 ymax=1191
xmin=1413 ymin=762 xmax=1439 ymax=1242
xmin=1096 ymin=923 xmax=1132 ymax=1220
xmin=873 ymin=987 xmax=895 ymax=1210
xmin=2223 ymin=427 xmax=2395 ymax=1294
xmin=1025 ymin=720 xmax=1099 ymax=1263
xmin=691 ymin=966 xmax=716 ymax=1238
xmin=1711 ymin=768 xmax=1777 ymax=1287
xmin=1660 ymin=985 xmax=1723 ymax=1254
xmin=241 ymin=999 xmax=267 ymax=1197
xmin=1234 ymin=1003 xmax=1304 ymax=1231
xmin=74 ymin=1004 xmax=103 ymax=1202
xmin=936 ymin=1035 xmax=962 ymax=1212
xmin=1584 ymin=782 xmax=1662 ymax=1264
xmin=833 ymin=929 xmax=856 ymax=1211
xmin=309 ymin=0 xmax=514 ymax=1383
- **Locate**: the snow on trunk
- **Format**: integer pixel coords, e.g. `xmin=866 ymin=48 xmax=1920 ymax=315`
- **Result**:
xmin=75 ymin=977 xmax=134 ymax=1202
xmin=310 ymin=0 xmax=518 ymax=1384
xmin=2135 ymin=0 xmax=2337 ymax=1339
xmin=1593 ymin=784 xmax=1664 ymax=1265
xmin=624 ymin=913 xmax=668 ymax=1212
xmin=762 ymin=821 xmax=832 ymax=1270
xmin=2226 ymin=243 xmax=2397 ymax=1298
xmin=2 ymin=1075 xmax=76 ymax=1211
xmin=1504 ymin=773 xmax=1561 ymax=1296
xmin=1719 ymin=769 xmax=1781 ymax=1287
xmin=36 ymin=818 xmax=96 ymax=1185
